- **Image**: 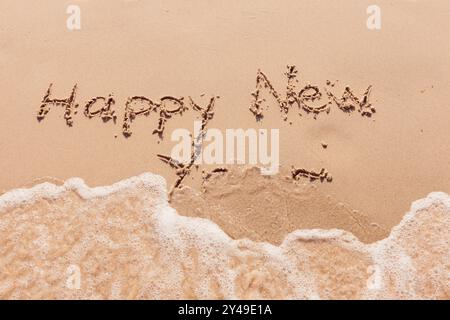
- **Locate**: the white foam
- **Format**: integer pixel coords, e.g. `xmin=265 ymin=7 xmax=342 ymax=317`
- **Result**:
xmin=0 ymin=172 xmax=167 ymax=210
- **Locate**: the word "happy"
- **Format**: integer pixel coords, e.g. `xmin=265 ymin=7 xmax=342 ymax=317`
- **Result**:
xmin=36 ymin=83 xmax=216 ymax=139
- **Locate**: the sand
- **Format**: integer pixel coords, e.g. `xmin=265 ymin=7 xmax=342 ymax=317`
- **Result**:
xmin=0 ymin=0 xmax=449 ymax=299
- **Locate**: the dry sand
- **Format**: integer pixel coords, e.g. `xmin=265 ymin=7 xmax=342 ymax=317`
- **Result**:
xmin=0 ymin=0 xmax=449 ymax=299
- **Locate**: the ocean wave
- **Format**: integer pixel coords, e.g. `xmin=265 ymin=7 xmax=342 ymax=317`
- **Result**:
xmin=0 ymin=172 xmax=448 ymax=299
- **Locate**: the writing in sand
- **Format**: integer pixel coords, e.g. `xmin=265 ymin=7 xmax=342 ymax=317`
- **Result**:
xmin=36 ymin=65 xmax=375 ymax=138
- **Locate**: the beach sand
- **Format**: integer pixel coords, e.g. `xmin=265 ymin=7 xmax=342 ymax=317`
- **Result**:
xmin=0 ymin=0 xmax=449 ymax=299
